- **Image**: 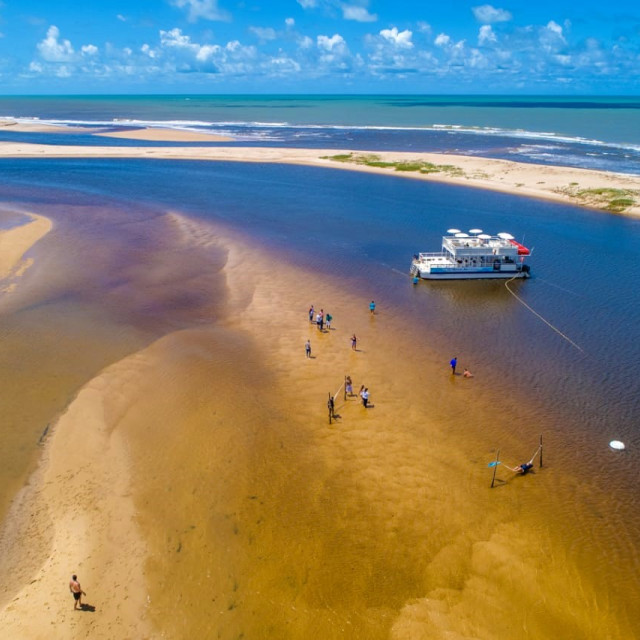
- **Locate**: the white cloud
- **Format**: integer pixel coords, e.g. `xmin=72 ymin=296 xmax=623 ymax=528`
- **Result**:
xmin=546 ymin=20 xmax=564 ymax=37
xmin=298 ymin=35 xmax=314 ymax=49
xmin=156 ymin=28 xmax=259 ymax=74
xmin=478 ymin=25 xmax=496 ymax=45
xmin=540 ymin=20 xmax=567 ymax=52
xmin=434 ymin=33 xmax=451 ymax=47
xmin=380 ymin=27 xmax=413 ymax=49
xmin=266 ymin=55 xmax=301 ymax=74
xmin=249 ymin=26 xmax=277 ymax=42
xmin=417 ymin=22 xmax=431 ymax=34
xmin=141 ymin=44 xmax=158 ymax=59
xmin=37 ymin=26 xmax=74 ymax=62
xmin=297 ymin=0 xmax=318 ymax=7
xmin=170 ymin=0 xmax=230 ymax=22
xmin=341 ymin=4 xmax=377 ymax=22
xmin=81 ymin=44 xmax=98 ymax=56
xmin=160 ymin=28 xmax=194 ymax=49
xmin=285 ymin=18 xmax=295 ymax=27
xmin=317 ymin=34 xmax=346 ymax=51
xmin=472 ymin=5 xmax=512 ymax=24
xmin=116 ymin=14 xmax=127 ymax=22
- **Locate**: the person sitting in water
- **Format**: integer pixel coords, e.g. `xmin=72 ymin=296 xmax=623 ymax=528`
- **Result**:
xmin=463 ymin=368 xmax=473 ymax=378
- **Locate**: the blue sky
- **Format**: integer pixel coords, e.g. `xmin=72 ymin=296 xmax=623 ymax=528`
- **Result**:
xmin=0 ymin=1 xmax=638 ymax=93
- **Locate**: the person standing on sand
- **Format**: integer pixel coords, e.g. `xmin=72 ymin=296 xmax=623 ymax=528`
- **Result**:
xmin=346 ymin=376 xmax=353 ymax=396
xmin=450 ymin=357 xmax=457 ymax=375
xmin=305 ymin=340 xmax=311 ymax=358
xmin=351 ymin=334 xmax=357 ymax=350
xmin=69 ymin=575 xmax=86 ymax=610
xmin=326 ymin=313 xmax=332 ymax=330
xmin=362 ymin=388 xmax=370 ymax=407
xmin=309 ymin=306 xmax=315 ymax=323
xmin=370 ymin=300 xmax=376 ymax=314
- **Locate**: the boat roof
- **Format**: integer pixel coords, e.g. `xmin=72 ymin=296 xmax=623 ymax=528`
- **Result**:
xmin=442 ymin=230 xmax=529 ymax=256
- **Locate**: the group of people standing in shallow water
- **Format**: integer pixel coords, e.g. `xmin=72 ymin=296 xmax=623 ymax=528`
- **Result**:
xmin=306 ymin=302 xmax=375 ymax=415
xmin=307 ymin=300 xmax=474 ymax=420
xmin=309 ymin=305 xmax=332 ymax=332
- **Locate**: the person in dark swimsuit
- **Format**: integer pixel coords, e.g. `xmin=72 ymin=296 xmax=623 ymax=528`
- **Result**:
xmin=515 ymin=462 xmax=534 ymax=474
xmin=69 ymin=574 xmax=86 ymax=610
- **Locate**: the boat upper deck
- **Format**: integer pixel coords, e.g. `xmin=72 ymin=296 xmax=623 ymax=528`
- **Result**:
xmin=443 ymin=235 xmax=519 ymax=258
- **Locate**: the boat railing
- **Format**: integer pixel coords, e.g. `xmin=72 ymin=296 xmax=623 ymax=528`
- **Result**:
xmin=415 ymin=252 xmax=446 ymax=260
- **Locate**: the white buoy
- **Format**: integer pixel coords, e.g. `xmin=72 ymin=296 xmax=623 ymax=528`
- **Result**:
xmin=609 ymin=440 xmax=625 ymax=451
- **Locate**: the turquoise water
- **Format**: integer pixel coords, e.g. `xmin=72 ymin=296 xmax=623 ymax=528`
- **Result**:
xmin=1 ymin=95 xmax=639 ymax=173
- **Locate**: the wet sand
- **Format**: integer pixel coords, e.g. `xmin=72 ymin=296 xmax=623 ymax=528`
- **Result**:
xmin=0 ymin=212 xmax=52 ymax=284
xmin=0 ymin=142 xmax=638 ymax=216
xmin=97 ymin=127 xmax=234 ymax=142
xmin=0 ymin=120 xmax=95 ymax=134
xmin=1 ymin=203 xmax=638 ymax=638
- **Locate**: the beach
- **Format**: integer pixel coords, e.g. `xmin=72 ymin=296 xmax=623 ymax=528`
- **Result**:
xmin=0 ymin=139 xmax=638 ymax=216
xmin=97 ymin=127 xmax=234 ymax=142
xmin=1 ymin=126 xmax=640 ymax=638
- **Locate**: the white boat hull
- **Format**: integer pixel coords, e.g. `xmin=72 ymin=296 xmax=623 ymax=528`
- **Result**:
xmin=414 ymin=269 xmax=529 ymax=280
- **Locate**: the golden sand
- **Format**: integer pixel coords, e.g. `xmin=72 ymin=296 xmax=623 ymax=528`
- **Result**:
xmin=0 ymin=141 xmax=638 ymax=216
xmin=0 ymin=120 xmax=94 ymax=134
xmin=0 ymin=212 xmax=52 ymax=285
xmin=97 ymin=127 xmax=234 ymax=142
xmin=0 ymin=201 xmax=639 ymax=638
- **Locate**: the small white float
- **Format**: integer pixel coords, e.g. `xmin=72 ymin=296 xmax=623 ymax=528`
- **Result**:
xmin=609 ymin=440 xmax=625 ymax=451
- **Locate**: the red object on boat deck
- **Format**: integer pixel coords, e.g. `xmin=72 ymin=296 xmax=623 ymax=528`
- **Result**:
xmin=509 ymin=239 xmax=530 ymax=255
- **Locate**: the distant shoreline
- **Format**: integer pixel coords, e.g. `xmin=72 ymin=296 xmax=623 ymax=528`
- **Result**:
xmin=0 ymin=138 xmax=638 ymax=216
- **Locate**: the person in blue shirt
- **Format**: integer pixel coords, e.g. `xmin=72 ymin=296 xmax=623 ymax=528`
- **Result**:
xmin=370 ymin=300 xmax=376 ymax=314
xmin=450 ymin=357 xmax=457 ymax=374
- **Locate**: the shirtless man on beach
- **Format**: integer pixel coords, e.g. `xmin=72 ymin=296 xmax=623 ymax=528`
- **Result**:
xmin=69 ymin=575 xmax=85 ymax=610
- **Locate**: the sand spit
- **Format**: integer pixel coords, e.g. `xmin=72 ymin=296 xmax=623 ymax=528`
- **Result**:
xmin=0 ymin=120 xmax=94 ymax=134
xmin=0 ymin=141 xmax=638 ymax=216
xmin=97 ymin=127 xmax=234 ymax=142
xmin=0 ymin=355 xmax=152 ymax=638
xmin=0 ymin=212 xmax=52 ymax=289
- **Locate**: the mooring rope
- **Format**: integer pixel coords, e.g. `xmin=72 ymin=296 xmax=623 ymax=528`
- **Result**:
xmin=505 ymin=276 xmax=584 ymax=353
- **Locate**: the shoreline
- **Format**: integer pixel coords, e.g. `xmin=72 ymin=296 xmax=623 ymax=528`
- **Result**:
xmin=0 ymin=141 xmax=638 ymax=216
xmin=0 ymin=212 xmax=53 ymax=291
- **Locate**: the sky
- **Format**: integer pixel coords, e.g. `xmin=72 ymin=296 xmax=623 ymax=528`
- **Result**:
xmin=0 ymin=0 xmax=638 ymax=94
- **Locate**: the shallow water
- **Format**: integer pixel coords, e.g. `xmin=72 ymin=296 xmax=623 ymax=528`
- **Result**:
xmin=0 ymin=158 xmax=639 ymax=637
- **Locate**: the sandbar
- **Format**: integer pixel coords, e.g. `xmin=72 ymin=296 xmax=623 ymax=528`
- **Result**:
xmin=0 ymin=141 xmax=638 ymax=216
xmin=0 ymin=203 xmax=639 ymax=638
xmin=97 ymin=127 xmax=234 ymax=142
xmin=0 ymin=120 xmax=94 ymax=134
xmin=0 ymin=212 xmax=52 ymax=283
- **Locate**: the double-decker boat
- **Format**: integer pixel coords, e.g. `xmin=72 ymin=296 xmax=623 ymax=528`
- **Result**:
xmin=411 ymin=229 xmax=531 ymax=280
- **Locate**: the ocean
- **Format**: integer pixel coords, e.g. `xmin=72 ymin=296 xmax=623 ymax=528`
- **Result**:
xmin=0 ymin=96 xmax=639 ymax=637
xmin=1 ymin=94 xmax=640 ymax=174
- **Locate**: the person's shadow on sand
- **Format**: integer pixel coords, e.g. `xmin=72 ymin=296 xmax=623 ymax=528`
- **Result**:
xmin=79 ymin=603 xmax=96 ymax=612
